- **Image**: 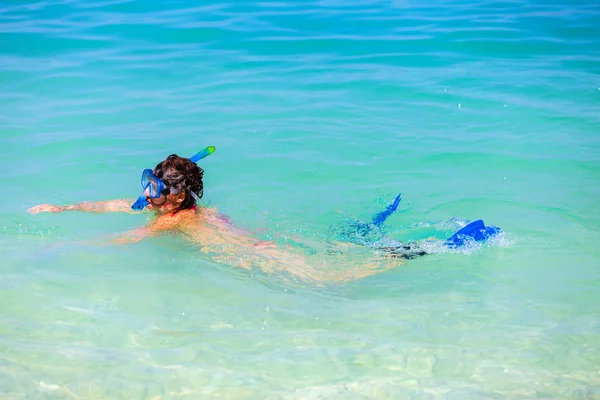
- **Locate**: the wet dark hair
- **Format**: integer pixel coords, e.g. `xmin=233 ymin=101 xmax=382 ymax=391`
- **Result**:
xmin=153 ymin=154 xmax=204 ymax=210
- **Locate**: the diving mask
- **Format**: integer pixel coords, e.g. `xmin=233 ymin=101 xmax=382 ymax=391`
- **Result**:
xmin=131 ymin=146 xmax=215 ymax=211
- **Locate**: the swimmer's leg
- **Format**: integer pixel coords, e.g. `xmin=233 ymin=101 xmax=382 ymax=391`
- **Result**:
xmin=376 ymin=241 xmax=429 ymax=260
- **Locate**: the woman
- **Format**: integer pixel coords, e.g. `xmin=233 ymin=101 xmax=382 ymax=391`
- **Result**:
xmin=28 ymin=151 xmax=401 ymax=283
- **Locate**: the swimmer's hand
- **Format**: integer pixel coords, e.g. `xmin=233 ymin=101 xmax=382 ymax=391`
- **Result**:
xmin=28 ymin=200 xmax=137 ymax=214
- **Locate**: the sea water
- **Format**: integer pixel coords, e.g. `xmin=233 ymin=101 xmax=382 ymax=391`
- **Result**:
xmin=1 ymin=0 xmax=600 ymax=398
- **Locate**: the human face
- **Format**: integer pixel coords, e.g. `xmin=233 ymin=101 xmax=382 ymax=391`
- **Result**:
xmin=146 ymin=189 xmax=186 ymax=213
xmin=131 ymin=169 xmax=183 ymax=211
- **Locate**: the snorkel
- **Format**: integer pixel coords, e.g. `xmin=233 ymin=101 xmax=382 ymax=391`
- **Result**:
xmin=131 ymin=146 xmax=216 ymax=211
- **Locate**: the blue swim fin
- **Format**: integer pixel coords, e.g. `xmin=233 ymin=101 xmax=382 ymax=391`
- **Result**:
xmin=371 ymin=193 xmax=402 ymax=227
xmin=445 ymin=219 xmax=501 ymax=248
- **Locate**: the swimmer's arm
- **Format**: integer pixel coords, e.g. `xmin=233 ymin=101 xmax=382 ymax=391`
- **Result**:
xmin=28 ymin=199 xmax=137 ymax=214
xmin=112 ymin=213 xmax=181 ymax=244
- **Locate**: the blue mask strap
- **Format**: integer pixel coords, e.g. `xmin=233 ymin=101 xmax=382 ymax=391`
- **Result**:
xmin=190 ymin=190 xmax=202 ymax=204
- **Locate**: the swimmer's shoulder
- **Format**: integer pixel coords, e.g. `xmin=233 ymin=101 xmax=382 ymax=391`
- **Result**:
xmin=199 ymin=206 xmax=233 ymax=225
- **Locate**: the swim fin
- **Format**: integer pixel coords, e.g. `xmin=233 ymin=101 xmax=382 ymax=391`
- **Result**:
xmin=445 ymin=219 xmax=501 ymax=248
xmin=371 ymin=193 xmax=402 ymax=227
xmin=329 ymin=193 xmax=401 ymax=245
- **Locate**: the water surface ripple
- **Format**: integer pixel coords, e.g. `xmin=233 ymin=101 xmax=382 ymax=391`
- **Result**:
xmin=1 ymin=0 xmax=600 ymax=398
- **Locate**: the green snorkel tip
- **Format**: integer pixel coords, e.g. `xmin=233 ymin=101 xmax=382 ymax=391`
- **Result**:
xmin=189 ymin=146 xmax=216 ymax=163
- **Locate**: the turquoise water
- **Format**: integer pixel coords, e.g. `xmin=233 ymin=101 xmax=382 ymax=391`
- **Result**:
xmin=2 ymin=0 xmax=600 ymax=397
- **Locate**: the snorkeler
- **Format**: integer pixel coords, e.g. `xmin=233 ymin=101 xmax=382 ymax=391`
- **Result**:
xmin=28 ymin=146 xmax=501 ymax=281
